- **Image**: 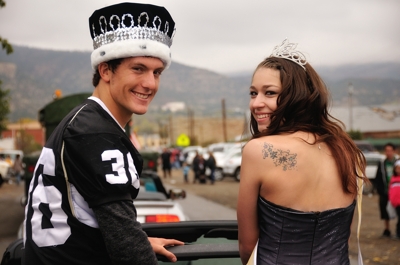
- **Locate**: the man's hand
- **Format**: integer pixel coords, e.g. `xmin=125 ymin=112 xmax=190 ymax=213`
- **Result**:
xmin=148 ymin=237 xmax=184 ymax=263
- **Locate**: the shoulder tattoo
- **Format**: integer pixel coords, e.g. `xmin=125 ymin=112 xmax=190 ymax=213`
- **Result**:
xmin=262 ymin=142 xmax=297 ymax=171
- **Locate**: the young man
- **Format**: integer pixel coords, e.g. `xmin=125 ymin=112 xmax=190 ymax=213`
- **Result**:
xmin=375 ymin=142 xmax=399 ymax=237
xmin=23 ymin=3 xmax=183 ymax=265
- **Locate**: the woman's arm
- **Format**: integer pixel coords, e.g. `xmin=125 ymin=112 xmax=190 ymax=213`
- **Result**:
xmin=237 ymin=140 xmax=262 ymax=264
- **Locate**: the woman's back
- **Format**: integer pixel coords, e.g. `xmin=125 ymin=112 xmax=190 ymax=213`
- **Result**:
xmin=253 ymin=132 xmax=354 ymax=211
xmin=238 ymin=132 xmax=356 ymax=264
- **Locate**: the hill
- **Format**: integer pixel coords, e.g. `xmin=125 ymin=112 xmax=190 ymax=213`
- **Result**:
xmin=0 ymin=45 xmax=399 ymax=122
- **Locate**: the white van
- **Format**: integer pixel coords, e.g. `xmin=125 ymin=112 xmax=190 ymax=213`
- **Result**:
xmin=0 ymin=149 xmax=24 ymax=182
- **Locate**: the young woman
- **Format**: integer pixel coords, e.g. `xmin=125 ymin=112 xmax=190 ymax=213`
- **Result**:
xmin=388 ymin=160 xmax=400 ymax=239
xmin=237 ymin=39 xmax=367 ymax=265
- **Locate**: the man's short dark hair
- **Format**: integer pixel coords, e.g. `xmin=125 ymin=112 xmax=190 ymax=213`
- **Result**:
xmin=92 ymin=58 xmax=124 ymax=87
xmin=384 ymin=142 xmax=396 ymax=150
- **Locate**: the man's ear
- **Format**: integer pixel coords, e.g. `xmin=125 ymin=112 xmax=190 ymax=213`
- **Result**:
xmin=98 ymin=62 xmax=111 ymax=83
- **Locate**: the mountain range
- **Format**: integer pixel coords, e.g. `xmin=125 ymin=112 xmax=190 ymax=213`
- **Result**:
xmin=0 ymin=45 xmax=399 ymax=122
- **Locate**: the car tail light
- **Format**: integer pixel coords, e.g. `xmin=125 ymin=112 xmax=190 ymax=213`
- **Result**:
xmin=28 ymin=165 xmax=35 ymax=173
xmin=147 ymin=160 xmax=155 ymax=169
xmin=145 ymin=215 xmax=180 ymax=223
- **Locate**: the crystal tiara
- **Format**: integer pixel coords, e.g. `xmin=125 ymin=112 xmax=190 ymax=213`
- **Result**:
xmin=270 ymin=39 xmax=307 ymax=70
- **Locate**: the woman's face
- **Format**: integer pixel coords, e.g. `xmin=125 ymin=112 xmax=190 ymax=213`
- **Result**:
xmin=249 ymin=67 xmax=282 ymax=132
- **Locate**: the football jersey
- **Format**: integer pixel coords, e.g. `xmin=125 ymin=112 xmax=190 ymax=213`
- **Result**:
xmin=23 ymin=98 xmax=143 ymax=265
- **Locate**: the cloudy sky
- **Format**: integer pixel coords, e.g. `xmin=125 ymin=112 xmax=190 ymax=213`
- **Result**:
xmin=0 ymin=0 xmax=399 ymax=75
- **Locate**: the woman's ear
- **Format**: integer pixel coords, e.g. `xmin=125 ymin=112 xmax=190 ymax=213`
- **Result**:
xmin=98 ymin=62 xmax=111 ymax=83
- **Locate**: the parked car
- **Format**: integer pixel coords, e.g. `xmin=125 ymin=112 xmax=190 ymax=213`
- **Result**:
xmin=181 ymin=146 xmax=204 ymax=166
xmin=0 ymin=149 xmax=24 ymax=184
xmin=221 ymin=149 xmax=242 ymax=182
xmin=354 ymin=140 xmax=378 ymax=153
xmin=0 ymin=160 xmax=10 ymax=185
xmin=137 ymin=170 xmax=188 ymax=223
xmin=207 ymin=142 xmax=244 ymax=181
xmin=363 ymin=152 xmax=386 ymax=194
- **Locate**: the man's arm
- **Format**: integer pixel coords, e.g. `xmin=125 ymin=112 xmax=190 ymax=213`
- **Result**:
xmin=93 ymin=200 xmax=158 ymax=265
xmin=93 ymin=200 xmax=183 ymax=264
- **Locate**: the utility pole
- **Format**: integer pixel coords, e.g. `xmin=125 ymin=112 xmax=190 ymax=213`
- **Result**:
xmin=221 ymin=99 xmax=227 ymax=142
xmin=169 ymin=115 xmax=173 ymax=146
xmin=348 ymin=82 xmax=354 ymax=131
xmin=187 ymin=107 xmax=194 ymax=144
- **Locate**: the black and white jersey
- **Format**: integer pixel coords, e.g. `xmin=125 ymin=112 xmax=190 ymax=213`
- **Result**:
xmin=23 ymin=98 xmax=143 ymax=265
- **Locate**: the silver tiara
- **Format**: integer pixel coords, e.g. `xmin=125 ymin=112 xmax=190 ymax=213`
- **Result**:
xmin=270 ymin=39 xmax=307 ymax=70
xmin=91 ymin=12 xmax=173 ymax=50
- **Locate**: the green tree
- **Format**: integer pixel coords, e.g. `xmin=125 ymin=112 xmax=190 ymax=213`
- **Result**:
xmin=0 ymin=81 xmax=10 ymax=134
xmin=347 ymin=129 xmax=363 ymax=140
xmin=0 ymin=0 xmax=13 ymax=135
xmin=0 ymin=1 xmax=13 ymax=54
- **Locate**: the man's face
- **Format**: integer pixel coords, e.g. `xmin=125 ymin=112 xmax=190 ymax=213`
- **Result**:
xmin=384 ymin=145 xmax=395 ymax=160
xmin=105 ymin=56 xmax=164 ymax=122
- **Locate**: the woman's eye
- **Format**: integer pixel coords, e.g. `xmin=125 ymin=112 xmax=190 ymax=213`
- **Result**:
xmin=249 ymin=91 xmax=257 ymax=96
xmin=265 ymin=91 xmax=276 ymax=96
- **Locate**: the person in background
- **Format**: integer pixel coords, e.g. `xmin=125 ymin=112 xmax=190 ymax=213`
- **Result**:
xmin=192 ymin=151 xmax=200 ymax=183
xmin=12 ymin=154 xmax=23 ymax=186
xmin=161 ymin=148 xmax=172 ymax=179
xmin=182 ymin=161 xmax=190 ymax=183
xmin=375 ymin=143 xmax=399 ymax=237
xmin=388 ymin=160 xmax=400 ymax=239
xmin=23 ymin=3 xmax=183 ymax=265
xmin=237 ymin=39 xmax=367 ymax=265
xmin=206 ymin=151 xmax=217 ymax=184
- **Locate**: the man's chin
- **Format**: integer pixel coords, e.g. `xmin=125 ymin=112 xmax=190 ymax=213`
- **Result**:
xmin=133 ymin=109 xmax=148 ymax=115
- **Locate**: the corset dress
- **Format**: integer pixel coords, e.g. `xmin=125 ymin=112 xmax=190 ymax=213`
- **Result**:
xmin=256 ymin=197 xmax=356 ymax=265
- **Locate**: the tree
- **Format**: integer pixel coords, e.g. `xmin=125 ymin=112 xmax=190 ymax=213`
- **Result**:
xmin=0 ymin=81 xmax=10 ymax=133
xmin=0 ymin=0 xmax=13 ymax=135
xmin=347 ymin=129 xmax=363 ymax=140
xmin=0 ymin=1 xmax=12 ymax=54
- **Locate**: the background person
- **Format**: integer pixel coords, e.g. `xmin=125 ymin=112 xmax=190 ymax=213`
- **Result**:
xmin=206 ymin=151 xmax=216 ymax=184
xmin=375 ymin=143 xmax=399 ymax=237
xmin=23 ymin=3 xmax=183 ymax=265
xmin=12 ymin=154 xmax=23 ymax=186
xmin=237 ymin=39 xmax=367 ymax=265
xmin=161 ymin=147 xmax=172 ymax=179
xmin=388 ymin=160 xmax=400 ymax=239
xmin=182 ymin=161 xmax=190 ymax=183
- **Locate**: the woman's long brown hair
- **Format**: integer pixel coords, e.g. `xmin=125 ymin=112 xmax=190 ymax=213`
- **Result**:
xmin=249 ymin=57 xmax=367 ymax=195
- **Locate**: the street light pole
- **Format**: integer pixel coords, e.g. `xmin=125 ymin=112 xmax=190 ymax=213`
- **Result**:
xmin=348 ymin=82 xmax=354 ymax=131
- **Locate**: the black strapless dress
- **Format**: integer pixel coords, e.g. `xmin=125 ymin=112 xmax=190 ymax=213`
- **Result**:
xmin=256 ymin=197 xmax=356 ymax=265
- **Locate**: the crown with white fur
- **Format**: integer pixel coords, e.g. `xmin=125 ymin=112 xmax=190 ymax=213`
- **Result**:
xmin=270 ymin=39 xmax=307 ymax=70
xmin=89 ymin=2 xmax=175 ymax=70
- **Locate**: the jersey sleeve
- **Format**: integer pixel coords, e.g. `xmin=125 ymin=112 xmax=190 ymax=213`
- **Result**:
xmin=63 ymin=132 xmax=141 ymax=208
xmin=92 ymin=200 xmax=158 ymax=265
